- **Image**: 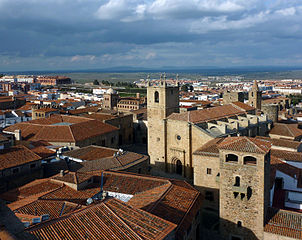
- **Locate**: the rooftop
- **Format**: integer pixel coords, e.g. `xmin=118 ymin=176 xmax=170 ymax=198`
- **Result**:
xmin=4 ymin=114 xmax=118 ymax=143
xmin=218 ymin=136 xmax=271 ymax=154
xmin=168 ymin=104 xmax=249 ymax=123
xmin=26 ymin=198 xmax=176 ymax=240
xmin=0 ymin=145 xmax=41 ymax=171
xmin=269 ymin=123 xmax=302 ymax=138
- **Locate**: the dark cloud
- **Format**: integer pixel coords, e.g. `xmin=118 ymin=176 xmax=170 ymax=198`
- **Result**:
xmin=0 ymin=0 xmax=302 ymax=70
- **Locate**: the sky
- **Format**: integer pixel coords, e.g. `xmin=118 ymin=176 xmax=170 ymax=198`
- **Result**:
xmin=1 ymin=0 xmax=302 ymax=71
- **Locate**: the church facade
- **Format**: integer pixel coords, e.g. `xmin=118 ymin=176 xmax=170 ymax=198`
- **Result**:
xmin=147 ymin=80 xmax=272 ymax=180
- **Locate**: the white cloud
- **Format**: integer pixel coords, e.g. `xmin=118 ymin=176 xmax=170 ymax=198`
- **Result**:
xmin=190 ymin=11 xmax=269 ymax=33
xmin=71 ymin=55 xmax=96 ymax=62
xmin=275 ymin=7 xmax=296 ymax=16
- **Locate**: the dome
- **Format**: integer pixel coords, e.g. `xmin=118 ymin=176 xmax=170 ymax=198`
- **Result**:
xmin=107 ymin=88 xmax=117 ymax=94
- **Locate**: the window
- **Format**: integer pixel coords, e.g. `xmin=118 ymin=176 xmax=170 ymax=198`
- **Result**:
xmin=154 ymin=91 xmax=159 ymax=103
xmin=207 ymin=168 xmax=212 ymax=175
xmin=243 ymin=156 xmax=257 ymax=165
xmin=237 ymin=221 xmax=242 ymax=228
xmin=234 ymin=176 xmax=240 ymax=186
xmin=12 ymin=168 xmax=19 ymax=174
xmin=176 ymin=135 xmax=181 ymax=140
xmin=247 ymin=187 xmax=252 ymax=200
xmin=205 ymin=191 xmax=214 ymax=201
xmin=226 ymin=154 xmax=238 ymax=163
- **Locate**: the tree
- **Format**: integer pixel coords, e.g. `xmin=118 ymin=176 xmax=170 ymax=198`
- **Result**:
xmin=181 ymin=84 xmax=189 ymax=92
xmin=93 ymin=79 xmax=99 ymax=85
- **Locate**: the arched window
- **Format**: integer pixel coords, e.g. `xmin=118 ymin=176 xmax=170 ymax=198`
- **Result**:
xmin=154 ymin=91 xmax=159 ymax=103
xmin=244 ymin=156 xmax=257 ymax=165
xmin=237 ymin=221 xmax=242 ymax=228
xmin=176 ymin=160 xmax=182 ymax=175
xmin=234 ymin=176 xmax=240 ymax=186
xmin=226 ymin=154 xmax=238 ymax=163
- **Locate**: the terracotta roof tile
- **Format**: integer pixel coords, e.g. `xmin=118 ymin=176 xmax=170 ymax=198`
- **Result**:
xmin=270 ymin=123 xmax=302 ymax=138
xmin=271 ymin=149 xmax=302 ymax=162
xmin=264 ymin=207 xmax=302 ymax=239
xmin=0 ymin=145 xmax=41 ymax=171
xmin=193 ymin=138 xmax=224 ymax=156
xmin=218 ymin=136 xmax=271 ymax=154
xmin=168 ymin=104 xmax=247 ymax=123
xmin=26 ymin=198 xmax=176 ymax=240
xmin=231 ymin=101 xmax=255 ymax=111
xmin=4 ymin=114 xmax=118 ymax=143
xmin=256 ymin=136 xmax=301 ymax=150
xmin=13 ymin=200 xmax=82 ymax=220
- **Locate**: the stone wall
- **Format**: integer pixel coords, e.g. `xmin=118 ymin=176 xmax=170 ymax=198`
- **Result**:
xmin=219 ymin=150 xmax=270 ymax=240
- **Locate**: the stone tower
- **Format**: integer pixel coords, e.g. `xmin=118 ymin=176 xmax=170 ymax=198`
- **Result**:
xmin=248 ymin=80 xmax=262 ymax=110
xmin=147 ymin=80 xmax=179 ymax=172
xmin=218 ymin=137 xmax=271 ymax=240
xmin=103 ymin=88 xmax=119 ymax=110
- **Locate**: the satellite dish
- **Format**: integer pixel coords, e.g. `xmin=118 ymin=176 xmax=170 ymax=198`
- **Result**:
xmin=86 ymin=198 xmax=93 ymax=205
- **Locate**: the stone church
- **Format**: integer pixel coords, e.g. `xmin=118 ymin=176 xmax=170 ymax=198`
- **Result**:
xmin=147 ymin=80 xmax=301 ymax=240
xmin=147 ymin=80 xmax=271 ymax=179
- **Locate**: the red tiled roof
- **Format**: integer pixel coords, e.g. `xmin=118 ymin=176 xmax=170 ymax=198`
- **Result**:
xmin=168 ymin=104 xmax=247 ymax=123
xmin=63 ymin=145 xmax=116 ymax=160
xmin=31 ymin=146 xmax=56 ymax=159
xmin=0 ymin=179 xmax=62 ymax=202
xmin=193 ymin=138 xmax=224 ymax=156
xmin=231 ymin=101 xmax=255 ymax=111
xmin=264 ymin=207 xmax=302 ymax=239
xmin=4 ymin=114 xmax=118 ymax=143
xmin=0 ymin=145 xmax=41 ymax=171
xmin=13 ymin=200 xmax=82 ymax=220
xmin=218 ymin=136 xmax=271 ymax=154
xmin=52 ymin=172 xmax=93 ymax=185
xmin=271 ymin=149 xmax=302 ymax=162
xmin=256 ymin=136 xmax=301 ymax=150
xmin=2 ymin=170 xmax=201 ymax=239
xmin=26 ymin=198 xmax=176 ymax=240
xmin=270 ymin=123 xmax=302 ymax=138
xmin=82 ymin=113 xmax=116 ymax=121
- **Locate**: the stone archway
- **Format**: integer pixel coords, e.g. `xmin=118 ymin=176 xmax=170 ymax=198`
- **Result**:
xmin=171 ymin=157 xmax=183 ymax=175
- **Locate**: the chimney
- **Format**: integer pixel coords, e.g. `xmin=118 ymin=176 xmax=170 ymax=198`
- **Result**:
xmin=14 ymin=129 xmax=21 ymax=141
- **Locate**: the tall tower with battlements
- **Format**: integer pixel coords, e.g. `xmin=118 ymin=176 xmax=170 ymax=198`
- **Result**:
xmin=147 ymin=79 xmax=179 ymax=172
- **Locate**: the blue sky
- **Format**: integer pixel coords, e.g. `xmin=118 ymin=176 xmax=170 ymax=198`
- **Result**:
xmin=1 ymin=0 xmax=302 ymax=71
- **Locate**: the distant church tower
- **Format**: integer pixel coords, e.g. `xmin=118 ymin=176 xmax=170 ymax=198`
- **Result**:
xmin=147 ymin=77 xmax=179 ymax=172
xmin=218 ymin=137 xmax=271 ymax=240
xmin=248 ymin=80 xmax=262 ymax=110
xmin=103 ymin=87 xmax=119 ymax=110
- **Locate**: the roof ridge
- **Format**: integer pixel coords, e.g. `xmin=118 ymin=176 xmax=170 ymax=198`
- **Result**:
xmin=147 ymin=182 xmax=173 ymax=212
xmin=245 ymin=137 xmax=268 ymax=153
xmin=286 ymin=124 xmax=295 ymax=137
xmin=107 ymin=199 xmax=172 ymax=239
xmin=68 ymin=124 xmax=76 ymax=142
xmin=103 ymin=200 xmax=143 ymax=240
